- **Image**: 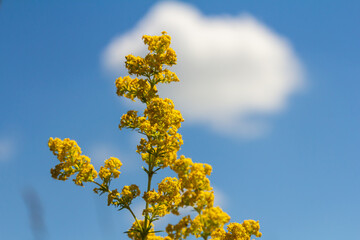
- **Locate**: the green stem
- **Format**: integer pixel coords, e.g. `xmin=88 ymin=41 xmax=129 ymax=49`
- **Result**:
xmin=143 ymin=160 xmax=154 ymax=239
xmin=93 ymin=181 xmax=104 ymax=188
xmin=142 ymin=77 xmax=157 ymax=240
xmin=127 ymin=206 xmax=143 ymax=232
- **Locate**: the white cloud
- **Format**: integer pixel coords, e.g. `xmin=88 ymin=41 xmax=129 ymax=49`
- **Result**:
xmin=0 ymin=137 xmax=15 ymax=162
xmin=102 ymin=1 xmax=304 ymax=137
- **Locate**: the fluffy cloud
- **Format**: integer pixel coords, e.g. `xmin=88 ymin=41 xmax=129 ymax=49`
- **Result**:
xmin=102 ymin=1 xmax=303 ymax=137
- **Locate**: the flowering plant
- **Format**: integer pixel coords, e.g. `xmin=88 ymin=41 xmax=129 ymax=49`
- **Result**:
xmin=48 ymin=32 xmax=262 ymax=240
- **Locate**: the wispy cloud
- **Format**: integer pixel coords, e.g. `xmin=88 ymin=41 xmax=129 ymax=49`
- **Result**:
xmin=89 ymin=143 xmax=120 ymax=164
xmin=102 ymin=1 xmax=304 ymax=138
xmin=0 ymin=137 xmax=16 ymax=162
xmin=213 ymin=186 xmax=228 ymax=208
xmin=89 ymin=142 xmax=138 ymax=171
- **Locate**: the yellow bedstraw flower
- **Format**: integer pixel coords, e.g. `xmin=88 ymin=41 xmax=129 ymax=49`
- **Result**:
xmin=48 ymin=32 xmax=262 ymax=240
xmin=117 ymin=184 xmax=141 ymax=208
xmin=143 ymin=177 xmax=181 ymax=218
xmin=194 ymin=190 xmax=215 ymax=209
xmin=120 ymin=98 xmax=183 ymax=169
xmin=74 ymin=159 xmax=97 ymax=186
xmin=115 ymin=76 xmax=158 ymax=103
xmin=191 ymin=206 xmax=230 ymax=239
xmin=171 ymin=156 xmax=212 ymax=189
xmin=169 ymin=155 xmax=215 ymax=211
xmin=210 ymin=220 xmax=262 ymax=240
xmin=127 ymin=219 xmax=173 ymax=240
xmin=210 ymin=228 xmax=226 ymax=240
xmin=157 ymin=177 xmax=182 ymax=216
xmin=48 ymin=137 xmax=81 ymax=163
xmin=107 ymin=189 xmax=120 ymax=206
xmin=144 ymin=98 xmax=183 ymax=133
xmin=127 ymin=220 xmax=144 ymax=240
xmin=242 ymin=220 xmax=262 ymax=238
xmin=125 ymin=55 xmax=149 ymax=77
xmin=119 ymin=110 xmax=146 ymax=130
xmin=143 ymin=32 xmax=171 ymax=54
xmin=48 ymin=137 xmax=97 ymax=186
xmin=124 ymin=32 xmax=177 ymax=81
xmin=166 ymin=215 xmax=192 ymax=239
xmin=99 ymin=157 xmax=122 ymax=181
xmin=143 ymin=190 xmax=160 ymax=205
xmin=147 ymin=236 xmax=172 ymax=240
xmin=107 ymin=185 xmax=140 ymax=208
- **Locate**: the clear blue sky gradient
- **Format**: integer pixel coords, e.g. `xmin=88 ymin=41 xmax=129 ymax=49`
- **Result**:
xmin=0 ymin=1 xmax=359 ymax=240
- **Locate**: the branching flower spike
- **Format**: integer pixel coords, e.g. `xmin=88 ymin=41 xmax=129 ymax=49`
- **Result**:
xmin=48 ymin=31 xmax=262 ymax=240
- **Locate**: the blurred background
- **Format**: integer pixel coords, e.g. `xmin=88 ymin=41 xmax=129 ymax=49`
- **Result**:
xmin=0 ymin=1 xmax=359 ymax=239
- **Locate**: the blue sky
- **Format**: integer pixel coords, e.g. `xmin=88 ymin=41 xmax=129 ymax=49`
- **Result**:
xmin=0 ymin=1 xmax=359 ymax=240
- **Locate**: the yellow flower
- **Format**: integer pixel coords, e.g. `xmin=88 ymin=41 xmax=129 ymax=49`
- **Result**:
xmin=143 ymin=190 xmax=160 ymax=205
xmin=210 ymin=220 xmax=262 ymax=240
xmin=107 ymin=189 xmax=120 ymax=206
xmin=115 ymin=76 xmax=158 ymax=103
xmin=118 ymin=184 xmax=141 ymax=208
xmin=49 ymin=32 xmax=262 ymax=240
xmin=48 ymin=138 xmax=97 ymax=186
xmin=191 ymin=206 xmax=230 ymax=239
xmin=166 ymin=215 xmax=192 ymax=239
xmin=99 ymin=157 xmax=122 ymax=181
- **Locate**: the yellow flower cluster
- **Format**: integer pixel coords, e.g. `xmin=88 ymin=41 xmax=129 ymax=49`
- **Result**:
xmin=107 ymin=184 xmax=141 ymax=208
xmin=117 ymin=33 xmax=183 ymax=162
xmin=115 ymin=76 xmax=158 ymax=103
xmin=115 ymin=31 xmax=262 ymax=239
xmin=166 ymin=206 xmax=231 ymax=240
xmin=119 ymin=97 xmax=184 ymax=169
xmin=99 ymin=157 xmax=122 ymax=182
xmin=127 ymin=220 xmax=146 ymax=240
xmin=211 ymin=220 xmax=262 ymax=240
xmin=169 ymin=155 xmax=214 ymax=211
xmin=127 ymin=220 xmax=172 ymax=240
xmin=48 ymin=137 xmax=97 ymax=186
xmin=143 ymin=177 xmax=182 ymax=217
xmin=192 ymin=207 xmax=231 ymax=239
xmin=165 ymin=215 xmax=192 ymax=239
xmin=124 ymin=31 xmax=178 ymax=82
xmin=107 ymin=189 xmax=120 ymax=206
xmin=48 ymin=32 xmax=262 ymax=240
